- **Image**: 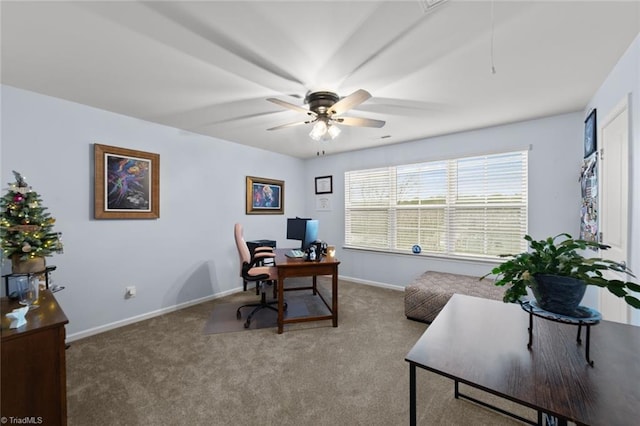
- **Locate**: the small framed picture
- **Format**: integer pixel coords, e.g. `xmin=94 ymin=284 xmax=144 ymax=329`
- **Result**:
xmin=584 ymin=109 xmax=597 ymax=158
xmin=315 ymin=175 xmax=333 ymax=194
xmin=246 ymin=176 xmax=284 ymax=215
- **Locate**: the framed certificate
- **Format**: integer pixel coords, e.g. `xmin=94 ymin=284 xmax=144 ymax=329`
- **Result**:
xmin=315 ymin=175 xmax=333 ymax=194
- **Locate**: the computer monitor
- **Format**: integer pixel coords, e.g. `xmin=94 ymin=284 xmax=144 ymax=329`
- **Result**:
xmin=286 ymin=217 xmax=310 ymax=241
xmin=286 ymin=217 xmax=318 ymax=250
xmin=301 ymin=220 xmax=319 ymax=250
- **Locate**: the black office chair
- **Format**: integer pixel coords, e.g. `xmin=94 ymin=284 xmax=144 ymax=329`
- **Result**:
xmin=234 ymin=223 xmax=286 ymax=328
xmin=244 ymin=240 xmax=276 ymax=295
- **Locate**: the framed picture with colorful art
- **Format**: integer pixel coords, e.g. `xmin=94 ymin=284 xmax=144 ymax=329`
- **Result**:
xmin=584 ymin=108 xmax=597 ymax=158
xmin=94 ymin=143 xmax=160 ymax=219
xmin=246 ymin=176 xmax=284 ymax=215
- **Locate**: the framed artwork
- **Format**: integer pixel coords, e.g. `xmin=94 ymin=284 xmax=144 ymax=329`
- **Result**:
xmin=315 ymin=175 xmax=333 ymax=194
xmin=246 ymin=176 xmax=284 ymax=215
xmin=94 ymin=143 xmax=160 ymax=219
xmin=579 ymin=155 xmax=598 ymax=246
xmin=584 ymin=108 xmax=597 ymax=158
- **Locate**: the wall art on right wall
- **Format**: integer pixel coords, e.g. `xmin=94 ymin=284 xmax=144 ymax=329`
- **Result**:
xmin=584 ymin=108 xmax=597 ymax=158
xmin=580 ymin=154 xmax=598 ymax=246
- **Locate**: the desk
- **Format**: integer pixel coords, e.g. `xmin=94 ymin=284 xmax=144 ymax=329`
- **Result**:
xmin=275 ymin=249 xmax=340 ymax=334
xmin=405 ymin=294 xmax=640 ymax=426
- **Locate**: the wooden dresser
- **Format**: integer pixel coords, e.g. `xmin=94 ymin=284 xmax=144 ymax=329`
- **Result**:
xmin=1 ymin=290 xmax=68 ymax=425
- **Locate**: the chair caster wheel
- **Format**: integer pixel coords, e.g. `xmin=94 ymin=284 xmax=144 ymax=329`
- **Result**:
xmin=244 ymin=320 xmax=250 ymax=329
xmin=236 ymin=311 xmax=242 ymax=320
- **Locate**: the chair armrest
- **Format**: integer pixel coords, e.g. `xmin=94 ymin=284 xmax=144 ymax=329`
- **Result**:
xmin=254 ymin=246 xmax=274 ymax=253
xmin=249 ymin=252 xmax=276 ymax=268
xmin=254 ymin=252 xmax=276 ymax=259
xmin=242 ymin=263 xmax=271 ymax=282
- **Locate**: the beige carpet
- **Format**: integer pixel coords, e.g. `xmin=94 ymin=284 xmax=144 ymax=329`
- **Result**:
xmin=66 ymin=279 xmax=536 ymax=425
xmin=202 ymin=297 xmax=313 ymax=334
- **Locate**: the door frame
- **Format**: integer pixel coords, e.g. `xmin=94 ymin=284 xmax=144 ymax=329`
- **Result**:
xmin=598 ymin=93 xmax=631 ymax=323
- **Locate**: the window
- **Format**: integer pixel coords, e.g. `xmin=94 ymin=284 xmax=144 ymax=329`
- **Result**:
xmin=345 ymin=151 xmax=528 ymax=259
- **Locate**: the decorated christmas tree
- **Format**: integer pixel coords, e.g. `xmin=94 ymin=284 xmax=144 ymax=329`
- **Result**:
xmin=0 ymin=171 xmax=63 ymax=261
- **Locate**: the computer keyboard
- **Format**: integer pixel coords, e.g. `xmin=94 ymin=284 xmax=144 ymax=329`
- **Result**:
xmin=286 ymin=249 xmax=305 ymax=258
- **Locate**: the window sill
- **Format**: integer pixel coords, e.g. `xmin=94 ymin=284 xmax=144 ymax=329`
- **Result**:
xmin=342 ymin=245 xmax=502 ymax=266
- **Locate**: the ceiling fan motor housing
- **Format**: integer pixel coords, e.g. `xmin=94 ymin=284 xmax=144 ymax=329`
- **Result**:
xmin=305 ymin=91 xmax=339 ymax=115
xmin=266 ymin=88 xmax=384 ymax=132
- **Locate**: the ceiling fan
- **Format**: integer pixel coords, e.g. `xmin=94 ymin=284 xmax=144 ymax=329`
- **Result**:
xmin=266 ymin=89 xmax=385 ymax=141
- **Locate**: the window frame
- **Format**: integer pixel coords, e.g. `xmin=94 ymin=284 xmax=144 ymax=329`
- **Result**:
xmin=344 ymin=150 xmax=529 ymax=260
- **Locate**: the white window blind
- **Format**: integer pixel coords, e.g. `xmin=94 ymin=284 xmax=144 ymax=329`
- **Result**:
xmin=344 ymin=150 xmax=528 ymax=259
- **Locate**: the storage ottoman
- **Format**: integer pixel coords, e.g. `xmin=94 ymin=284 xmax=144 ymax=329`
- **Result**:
xmin=404 ymin=271 xmax=502 ymax=323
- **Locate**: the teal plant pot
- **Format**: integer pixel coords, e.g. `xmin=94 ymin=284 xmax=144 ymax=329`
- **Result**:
xmin=530 ymin=274 xmax=587 ymax=316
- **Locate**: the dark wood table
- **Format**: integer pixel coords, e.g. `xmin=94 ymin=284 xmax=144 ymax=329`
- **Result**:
xmin=2 ymin=290 xmax=69 ymax=425
xmin=405 ymin=294 xmax=640 ymax=426
xmin=274 ymin=249 xmax=340 ymax=334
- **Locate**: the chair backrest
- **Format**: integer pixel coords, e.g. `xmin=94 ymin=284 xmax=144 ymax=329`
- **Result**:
xmin=234 ymin=223 xmax=251 ymax=270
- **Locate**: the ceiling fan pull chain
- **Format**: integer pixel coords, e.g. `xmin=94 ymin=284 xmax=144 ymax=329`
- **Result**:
xmin=490 ymin=0 xmax=497 ymax=75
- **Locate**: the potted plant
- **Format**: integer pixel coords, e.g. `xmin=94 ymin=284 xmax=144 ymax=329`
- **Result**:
xmin=481 ymin=233 xmax=640 ymax=315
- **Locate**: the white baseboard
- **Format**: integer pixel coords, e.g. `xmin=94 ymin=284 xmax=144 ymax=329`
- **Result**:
xmin=66 ymin=287 xmax=243 ymax=342
xmin=339 ymin=275 xmax=404 ymax=292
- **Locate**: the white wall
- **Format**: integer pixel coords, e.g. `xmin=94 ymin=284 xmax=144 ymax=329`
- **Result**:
xmin=0 ymin=85 xmax=306 ymax=339
xmin=303 ymin=113 xmax=583 ymax=287
xmin=583 ymin=33 xmax=640 ymax=325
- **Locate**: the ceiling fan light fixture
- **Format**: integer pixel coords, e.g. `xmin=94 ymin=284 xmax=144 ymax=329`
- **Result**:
xmin=309 ymin=120 xmax=327 ymax=141
xmin=268 ymin=88 xmax=384 ymax=143
xmin=327 ymin=124 xmax=341 ymax=139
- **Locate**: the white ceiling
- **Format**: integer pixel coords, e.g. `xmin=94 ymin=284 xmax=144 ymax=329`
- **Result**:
xmin=2 ymin=1 xmax=639 ymax=159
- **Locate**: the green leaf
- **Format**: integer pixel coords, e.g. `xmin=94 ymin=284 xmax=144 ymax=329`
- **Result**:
xmin=625 ymin=282 xmax=640 ymax=292
xmin=607 ymin=286 xmax=627 ymax=297
xmin=623 ymin=295 xmax=640 ymax=309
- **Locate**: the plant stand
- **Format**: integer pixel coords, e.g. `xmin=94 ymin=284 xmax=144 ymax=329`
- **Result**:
xmin=520 ymin=300 xmax=601 ymax=367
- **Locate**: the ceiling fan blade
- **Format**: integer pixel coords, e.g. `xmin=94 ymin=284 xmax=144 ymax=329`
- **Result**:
xmin=145 ymin=2 xmax=306 ymax=88
xmin=329 ymin=89 xmax=372 ymax=115
xmin=334 ymin=116 xmax=386 ymax=128
xmin=267 ymin=120 xmax=314 ymax=131
xmin=267 ymin=98 xmax=316 ymax=116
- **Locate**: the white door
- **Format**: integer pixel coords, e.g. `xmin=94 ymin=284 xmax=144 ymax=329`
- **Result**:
xmin=599 ymin=95 xmax=630 ymax=323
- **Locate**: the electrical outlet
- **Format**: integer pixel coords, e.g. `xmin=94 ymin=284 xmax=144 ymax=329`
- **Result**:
xmin=125 ymin=286 xmax=136 ymax=299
